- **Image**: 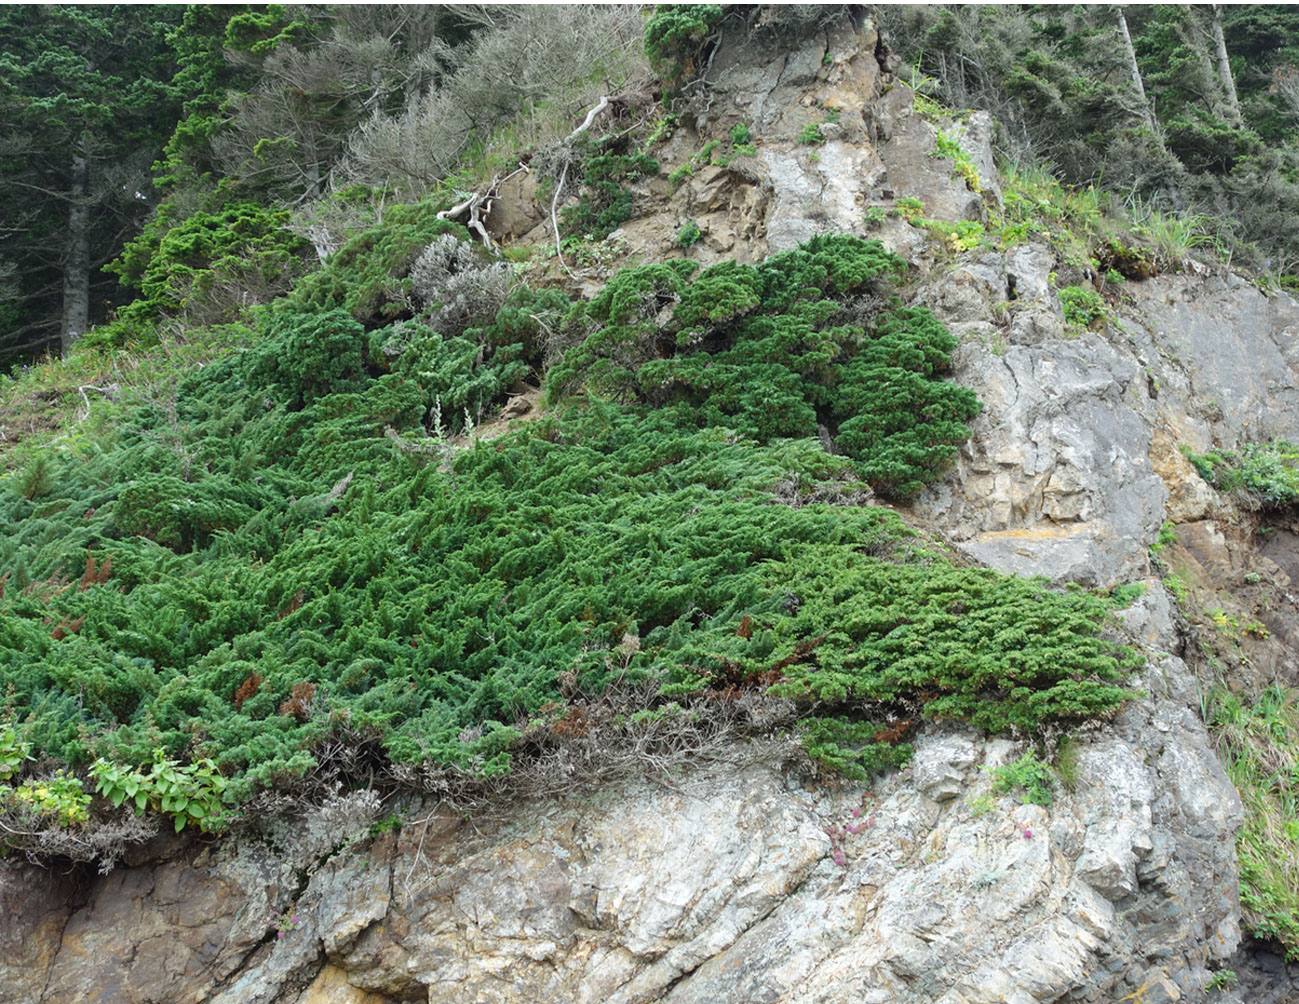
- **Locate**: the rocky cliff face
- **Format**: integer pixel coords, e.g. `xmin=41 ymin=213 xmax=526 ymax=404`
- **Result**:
xmin=0 ymin=683 xmax=1247 ymax=1004
xmin=4 ymin=14 xmax=1297 ymax=1004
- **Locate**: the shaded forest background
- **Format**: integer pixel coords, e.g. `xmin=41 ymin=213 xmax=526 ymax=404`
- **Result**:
xmin=3 ymin=4 xmax=1299 ymax=364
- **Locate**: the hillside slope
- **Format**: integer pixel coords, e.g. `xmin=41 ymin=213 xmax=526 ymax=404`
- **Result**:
xmin=2 ymin=10 xmax=1298 ymax=1004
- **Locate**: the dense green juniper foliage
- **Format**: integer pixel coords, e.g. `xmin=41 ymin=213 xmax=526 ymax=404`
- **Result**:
xmin=105 ymin=201 xmax=311 ymax=328
xmin=0 ymin=230 xmax=1137 ymax=839
xmin=0 ymin=6 xmax=1147 ymax=847
xmin=561 ymin=151 xmax=661 ymax=242
xmin=552 ymin=235 xmax=982 ymax=498
xmin=643 ymin=4 xmax=724 ymax=90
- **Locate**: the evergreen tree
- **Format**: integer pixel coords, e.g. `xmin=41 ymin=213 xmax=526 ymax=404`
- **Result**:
xmin=209 ymin=5 xmax=453 ymax=202
xmin=878 ymin=3 xmax=1299 ymax=274
xmin=0 ymin=5 xmax=184 ymax=358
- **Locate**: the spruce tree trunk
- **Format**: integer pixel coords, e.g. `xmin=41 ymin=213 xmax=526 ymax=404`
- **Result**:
xmin=1116 ymin=9 xmax=1186 ymax=209
xmin=304 ymin=161 xmax=323 ymax=201
xmin=1210 ymin=4 xmax=1242 ymax=125
xmin=60 ymin=155 xmax=90 ymax=355
xmin=1116 ymin=10 xmax=1157 ymax=135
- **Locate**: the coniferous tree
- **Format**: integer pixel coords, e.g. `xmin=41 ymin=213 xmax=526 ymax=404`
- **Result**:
xmin=0 ymin=5 xmax=184 ymax=357
xmin=210 ymin=5 xmax=453 ymax=203
xmin=1211 ymin=4 xmax=1243 ymax=125
xmin=1116 ymin=7 xmax=1158 ymax=135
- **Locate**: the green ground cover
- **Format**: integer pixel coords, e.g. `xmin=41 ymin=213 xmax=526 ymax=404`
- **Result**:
xmin=0 ymin=227 xmax=1137 ymax=846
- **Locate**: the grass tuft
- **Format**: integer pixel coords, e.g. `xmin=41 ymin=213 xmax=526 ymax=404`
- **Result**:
xmin=1212 ymin=685 xmax=1299 ymax=958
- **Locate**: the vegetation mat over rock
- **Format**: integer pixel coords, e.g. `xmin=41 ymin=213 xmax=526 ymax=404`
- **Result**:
xmin=1187 ymin=440 xmax=1299 ymax=510
xmin=0 ymin=227 xmax=1136 ymax=852
xmin=551 ymin=235 xmax=983 ymax=499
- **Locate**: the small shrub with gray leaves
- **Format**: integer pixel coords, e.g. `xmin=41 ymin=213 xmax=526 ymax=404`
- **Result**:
xmin=409 ymin=234 xmax=515 ymax=337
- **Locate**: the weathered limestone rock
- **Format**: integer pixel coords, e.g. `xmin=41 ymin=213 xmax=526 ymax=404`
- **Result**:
xmin=630 ymin=8 xmax=994 ymax=262
xmin=875 ymin=105 xmax=984 ymax=226
xmin=293 ymin=965 xmax=392 ymax=1004
xmin=482 ymin=170 xmax=545 ymax=243
xmin=1150 ymin=426 xmax=1221 ymax=523
xmin=1071 ymin=738 xmax=1154 ymax=901
xmin=918 ymin=332 xmax=1168 ymax=587
xmin=911 ymin=730 xmax=980 ymax=802
xmin=0 ymin=863 xmax=77 ymax=1004
xmin=39 ymin=833 xmax=292 ymax=1004
xmin=905 ymin=241 xmax=1299 ymax=592
xmin=761 ymin=140 xmax=886 ymax=252
xmin=1127 ymin=271 xmax=1299 ymax=450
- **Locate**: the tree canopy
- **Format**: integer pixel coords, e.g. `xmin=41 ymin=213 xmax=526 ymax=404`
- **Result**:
xmin=0 ymin=5 xmax=183 ymax=356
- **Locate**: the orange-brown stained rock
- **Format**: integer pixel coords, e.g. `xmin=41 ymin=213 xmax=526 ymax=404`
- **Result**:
xmin=298 ymin=964 xmax=397 ymax=1004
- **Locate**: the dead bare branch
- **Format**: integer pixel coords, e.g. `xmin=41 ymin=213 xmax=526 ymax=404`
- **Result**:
xmin=437 ymin=162 xmax=530 ymax=251
xmin=546 ymin=95 xmax=612 ymax=275
xmin=76 ymin=383 xmax=119 ymax=422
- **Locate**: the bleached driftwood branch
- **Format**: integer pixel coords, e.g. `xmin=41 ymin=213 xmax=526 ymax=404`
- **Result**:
xmin=437 ymin=163 xmax=531 ymax=252
xmin=550 ymin=96 xmax=611 ymax=275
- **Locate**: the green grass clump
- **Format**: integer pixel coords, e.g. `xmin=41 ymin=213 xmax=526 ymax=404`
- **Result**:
xmin=997 ymin=163 xmax=1108 ymax=255
xmin=798 ymin=123 xmax=826 ymax=145
xmin=1206 ymin=970 xmax=1239 ymax=992
xmin=1127 ymin=199 xmax=1227 ymax=271
xmin=893 ymin=196 xmax=925 ymax=223
xmin=988 ymin=749 xmax=1056 ymax=806
xmin=1213 ymin=686 xmax=1299 ymax=958
xmin=913 ymin=91 xmax=946 ymax=121
xmin=551 ymin=234 xmax=982 ymax=498
xmin=677 ymin=220 xmax=702 ymax=248
xmin=887 ymin=189 xmax=986 ymax=254
xmin=669 ymin=128 xmax=755 ymax=186
xmin=1187 ymin=440 xmax=1299 ymax=509
xmin=916 ymin=218 xmax=986 ymax=254
xmin=934 ymin=131 xmax=981 ymax=193
xmin=994 ymin=159 xmax=1230 ymax=281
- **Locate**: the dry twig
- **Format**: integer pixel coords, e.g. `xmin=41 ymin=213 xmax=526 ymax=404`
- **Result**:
xmin=437 ymin=163 xmax=531 ymax=251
